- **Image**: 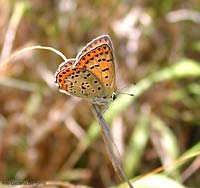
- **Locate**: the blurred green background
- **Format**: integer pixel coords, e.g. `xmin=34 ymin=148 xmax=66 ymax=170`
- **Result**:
xmin=0 ymin=0 xmax=200 ymax=188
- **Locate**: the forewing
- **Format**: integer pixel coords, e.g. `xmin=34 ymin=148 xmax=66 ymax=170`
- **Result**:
xmin=76 ymin=35 xmax=114 ymax=61
xmin=75 ymin=43 xmax=115 ymax=97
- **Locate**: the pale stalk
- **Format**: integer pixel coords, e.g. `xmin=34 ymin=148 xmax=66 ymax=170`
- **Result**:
xmin=91 ymin=104 xmax=134 ymax=188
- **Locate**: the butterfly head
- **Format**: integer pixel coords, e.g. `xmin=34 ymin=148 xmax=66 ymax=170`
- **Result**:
xmin=111 ymin=92 xmax=117 ymax=101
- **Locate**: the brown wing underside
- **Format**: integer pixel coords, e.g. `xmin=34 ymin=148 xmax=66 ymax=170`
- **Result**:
xmin=55 ymin=35 xmax=115 ymax=99
xmin=75 ymin=44 xmax=115 ymax=97
xmin=55 ymin=59 xmax=107 ymax=99
xmin=76 ymin=35 xmax=114 ymax=60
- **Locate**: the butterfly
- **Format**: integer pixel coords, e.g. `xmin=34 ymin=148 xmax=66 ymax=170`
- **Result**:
xmin=54 ymin=35 xmax=134 ymax=188
xmin=54 ymin=35 xmax=116 ymax=107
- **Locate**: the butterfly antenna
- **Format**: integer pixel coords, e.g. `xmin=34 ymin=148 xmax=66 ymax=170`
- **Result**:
xmin=115 ymin=91 xmax=134 ymax=97
xmin=116 ymin=83 xmax=136 ymax=97
xmin=118 ymin=92 xmax=134 ymax=96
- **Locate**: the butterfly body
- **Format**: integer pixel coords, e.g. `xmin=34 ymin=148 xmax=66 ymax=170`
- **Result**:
xmin=55 ymin=35 xmax=116 ymax=106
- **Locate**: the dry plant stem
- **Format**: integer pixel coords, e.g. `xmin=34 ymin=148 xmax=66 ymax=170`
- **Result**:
xmin=166 ymin=9 xmax=200 ymax=23
xmin=0 ymin=2 xmax=26 ymax=62
xmin=135 ymin=151 xmax=200 ymax=182
xmin=0 ymin=45 xmax=67 ymax=66
xmin=181 ymin=155 xmax=200 ymax=182
xmin=91 ymin=104 xmax=134 ymax=188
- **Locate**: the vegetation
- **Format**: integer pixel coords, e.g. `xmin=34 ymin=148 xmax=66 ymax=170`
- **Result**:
xmin=0 ymin=0 xmax=200 ymax=188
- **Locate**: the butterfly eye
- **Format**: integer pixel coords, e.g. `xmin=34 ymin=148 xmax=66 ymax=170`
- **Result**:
xmin=111 ymin=93 xmax=117 ymax=101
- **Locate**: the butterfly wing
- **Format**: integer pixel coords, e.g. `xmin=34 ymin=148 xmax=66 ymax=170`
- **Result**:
xmin=55 ymin=59 xmax=105 ymax=99
xmin=55 ymin=59 xmax=76 ymax=92
xmin=55 ymin=35 xmax=115 ymax=103
xmin=75 ymin=36 xmax=115 ymax=98
xmin=76 ymin=35 xmax=114 ymax=60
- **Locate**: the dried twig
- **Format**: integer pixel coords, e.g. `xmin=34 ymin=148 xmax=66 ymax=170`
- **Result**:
xmin=91 ymin=104 xmax=134 ymax=188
